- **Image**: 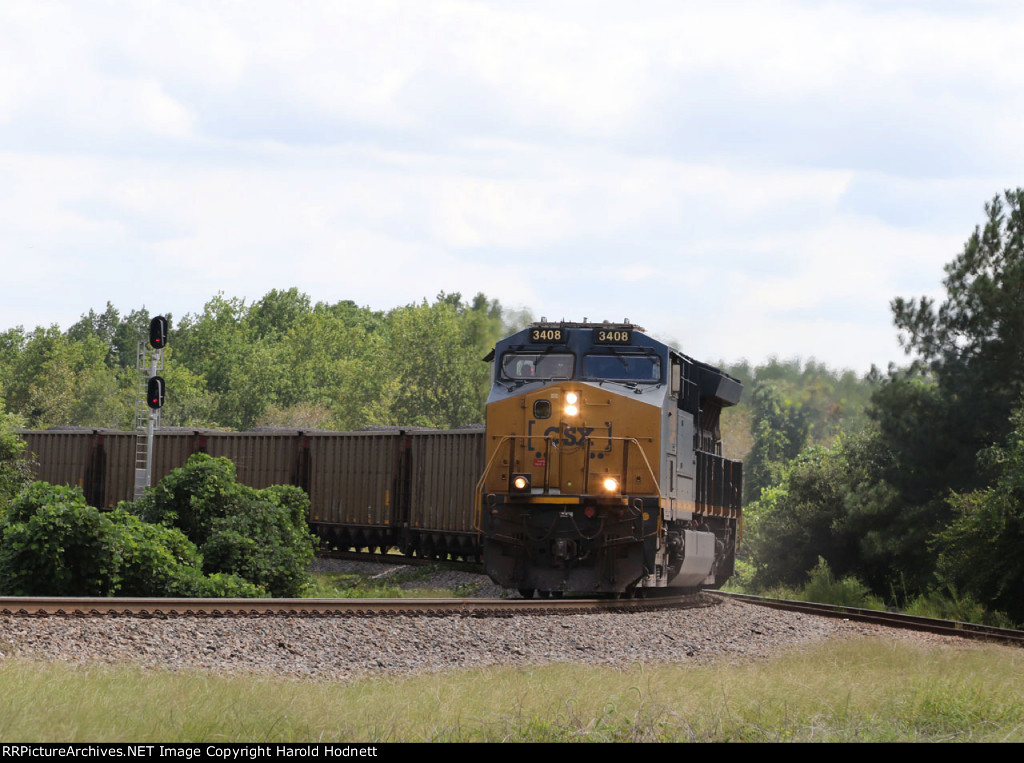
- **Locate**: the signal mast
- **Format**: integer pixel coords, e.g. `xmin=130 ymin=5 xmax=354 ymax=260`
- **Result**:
xmin=134 ymin=315 xmax=167 ymax=498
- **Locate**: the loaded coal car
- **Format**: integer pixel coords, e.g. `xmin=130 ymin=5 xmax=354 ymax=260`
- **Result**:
xmin=306 ymin=427 xmax=484 ymax=560
xmin=20 ymin=427 xmax=485 ymax=562
xmin=475 ymin=320 xmax=742 ymax=597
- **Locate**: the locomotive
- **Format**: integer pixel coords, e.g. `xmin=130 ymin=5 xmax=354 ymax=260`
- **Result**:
xmin=475 ymin=320 xmax=742 ymax=597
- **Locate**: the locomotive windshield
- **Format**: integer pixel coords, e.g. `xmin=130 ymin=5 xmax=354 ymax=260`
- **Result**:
xmin=500 ymin=352 xmax=575 ymax=380
xmin=582 ymin=353 xmax=661 ymax=382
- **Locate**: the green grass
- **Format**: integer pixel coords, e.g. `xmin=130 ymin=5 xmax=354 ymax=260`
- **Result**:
xmin=305 ymin=563 xmax=483 ymax=599
xmin=2 ymin=639 xmax=1022 ymax=742
xmin=729 ymin=558 xmax=1018 ymax=627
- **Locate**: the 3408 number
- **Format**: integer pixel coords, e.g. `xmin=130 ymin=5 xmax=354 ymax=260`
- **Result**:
xmin=530 ymin=328 xmax=564 ymax=343
xmin=594 ymin=329 xmax=631 ymax=344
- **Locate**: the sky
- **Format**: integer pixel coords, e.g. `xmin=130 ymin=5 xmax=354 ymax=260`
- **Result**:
xmin=2 ymin=1 xmax=1023 ymax=374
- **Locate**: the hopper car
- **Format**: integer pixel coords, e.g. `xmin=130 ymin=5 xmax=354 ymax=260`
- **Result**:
xmin=19 ymin=427 xmax=484 ymax=562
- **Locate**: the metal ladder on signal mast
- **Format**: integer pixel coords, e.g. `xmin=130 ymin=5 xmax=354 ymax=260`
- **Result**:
xmin=133 ymin=340 xmax=162 ymax=498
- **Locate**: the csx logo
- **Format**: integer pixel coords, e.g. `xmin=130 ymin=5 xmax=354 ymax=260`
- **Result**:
xmin=526 ymin=420 xmax=611 ymax=448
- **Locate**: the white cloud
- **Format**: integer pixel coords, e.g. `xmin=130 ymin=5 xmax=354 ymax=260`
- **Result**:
xmin=1 ymin=1 xmax=1023 ymax=374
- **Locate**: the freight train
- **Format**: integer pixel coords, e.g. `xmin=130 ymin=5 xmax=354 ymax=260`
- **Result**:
xmin=20 ymin=427 xmax=486 ymax=562
xmin=19 ymin=320 xmax=742 ymax=596
xmin=475 ymin=320 xmax=743 ymax=597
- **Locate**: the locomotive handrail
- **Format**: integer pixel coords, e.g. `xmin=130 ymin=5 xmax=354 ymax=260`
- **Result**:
xmin=473 ymin=435 xmax=517 ymax=532
xmin=473 ymin=434 xmax=663 ymax=536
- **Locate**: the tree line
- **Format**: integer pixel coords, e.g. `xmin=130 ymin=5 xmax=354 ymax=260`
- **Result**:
xmin=0 ymin=291 xmax=526 ymax=432
xmin=740 ymin=188 xmax=1024 ymax=624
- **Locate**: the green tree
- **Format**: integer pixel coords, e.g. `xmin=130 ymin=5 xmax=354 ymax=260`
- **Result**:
xmin=889 ymin=188 xmax=1024 ymax=462
xmin=265 ymin=301 xmax=382 ymax=430
xmin=172 ymin=293 xmax=249 ymax=411
xmin=865 ymin=188 xmax=1024 ymax=592
xmin=721 ymin=358 xmax=875 ymax=467
xmin=246 ymin=287 xmax=311 ymax=341
xmin=743 ymin=382 xmax=809 ymax=503
xmin=742 ymin=429 xmax=893 ymax=589
xmin=364 ymin=295 xmax=490 ymax=428
xmin=3 ymin=289 xmax=519 ymax=432
xmin=937 ymin=401 xmax=1024 ymax=622
xmin=0 ymin=397 xmax=31 ymax=512
xmin=1 ymin=325 xmax=119 ymax=428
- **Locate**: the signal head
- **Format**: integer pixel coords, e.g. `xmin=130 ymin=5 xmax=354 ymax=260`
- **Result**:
xmin=149 ymin=316 xmax=168 ymax=350
xmin=147 ymin=375 xmax=166 ymax=409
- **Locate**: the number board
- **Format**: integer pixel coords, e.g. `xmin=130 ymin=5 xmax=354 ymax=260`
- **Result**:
xmin=593 ymin=328 xmax=632 ymax=345
xmin=529 ymin=327 xmax=565 ymax=343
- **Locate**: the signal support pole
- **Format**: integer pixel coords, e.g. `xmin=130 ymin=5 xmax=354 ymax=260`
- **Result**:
xmin=134 ymin=316 xmax=167 ymax=499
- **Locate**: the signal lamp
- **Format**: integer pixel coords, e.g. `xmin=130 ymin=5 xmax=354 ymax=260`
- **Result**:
xmin=583 ymin=505 xmax=596 ymax=519
xmin=147 ymin=375 xmax=166 ymax=410
xmin=511 ymin=473 xmax=531 ymax=493
xmin=149 ymin=316 xmax=168 ymax=350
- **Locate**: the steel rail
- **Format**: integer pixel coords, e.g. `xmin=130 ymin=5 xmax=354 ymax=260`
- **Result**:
xmin=0 ymin=593 xmax=710 ymax=619
xmin=713 ymin=590 xmax=1024 ymax=647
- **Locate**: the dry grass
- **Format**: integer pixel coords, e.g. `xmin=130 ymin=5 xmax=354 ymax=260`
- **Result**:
xmin=1 ymin=638 xmax=1022 ymax=742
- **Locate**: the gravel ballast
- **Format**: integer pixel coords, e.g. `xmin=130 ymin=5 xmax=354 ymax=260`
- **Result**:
xmin=0 ymin=566 xmax=945 ymax=681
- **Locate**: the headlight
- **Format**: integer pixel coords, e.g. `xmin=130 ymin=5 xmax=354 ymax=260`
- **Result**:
xmin=602 ymin=476 xmax=620 ymax=493
xmin=564 ymin=391 xmax=580 ymax=417
xmin=511 ymin=473 xmax=531 ymax=493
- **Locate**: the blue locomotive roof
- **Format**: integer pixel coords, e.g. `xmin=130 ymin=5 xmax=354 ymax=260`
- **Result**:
xmin=493 ymin=321 xmax=742 ymax=407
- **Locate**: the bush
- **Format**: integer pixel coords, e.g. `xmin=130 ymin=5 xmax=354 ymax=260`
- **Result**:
xmin=0 ymin=483 xmax=118 ymax=595
xmin=902 ymin=585 xmax=1015 ymax=628
xmin=107 ymin=509 xmax=265 ymax=598
xmin=134 ymin=454 xmax=316 ymax=597
xmin=134 ymin=453 xmax=242 ymax=546
xmin=0 ymin=453 xmax=315 ymax=598
xmin=193 ymin=572 xmax=267 ymax=598
xmin=798 ymin=558 xmax=886 ymax=609
xmin=202 ymin=508 xmax=312 ymax=598
xmin=0 ymin=482 xmax=267 ymax=597
xmin=106 ymin=508 xmax=203 ymax=596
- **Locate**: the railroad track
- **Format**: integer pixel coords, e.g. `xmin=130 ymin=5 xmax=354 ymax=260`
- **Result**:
xmin=0 ymin=593 xmax=712 ymax=619
xmin=713 ymin=591 xmax=1024 ymax=647
xmin=7 ymin=588 xmax=1020 ymax=649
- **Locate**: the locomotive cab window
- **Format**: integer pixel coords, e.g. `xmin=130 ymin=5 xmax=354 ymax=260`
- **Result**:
xmin=582 ymin=354 xmax=661 ymax=382
xmin=500 ymin=352 xmax=575 ymax=380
